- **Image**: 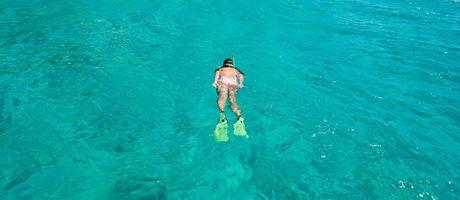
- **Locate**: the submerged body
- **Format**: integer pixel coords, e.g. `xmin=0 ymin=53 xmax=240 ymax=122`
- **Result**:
xmin=212 ymin=64 xmax=244 ymax=117
xmin=212 ymin=58 xmax=247 ymax=141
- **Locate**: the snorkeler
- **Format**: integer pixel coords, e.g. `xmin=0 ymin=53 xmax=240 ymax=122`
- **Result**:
xmin=212 ymin=57 xmax=248 ymax=142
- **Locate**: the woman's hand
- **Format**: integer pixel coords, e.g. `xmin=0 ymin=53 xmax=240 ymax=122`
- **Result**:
xmin=212 ymin=82 xmax=218 ymax=88
xmin=238 ymin=83 xmax=244 ymax=88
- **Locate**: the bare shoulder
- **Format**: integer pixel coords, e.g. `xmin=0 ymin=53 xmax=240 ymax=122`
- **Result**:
xmin=224 ymin=68 xmax=239 ymax=75
xmin=230 ymin=67 xmax=240 ymax=73
xmin=234 ymin=67 xmax=244 ymax=75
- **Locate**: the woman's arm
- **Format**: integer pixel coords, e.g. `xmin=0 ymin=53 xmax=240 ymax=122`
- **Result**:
xmin=212 ymin=70 xmax=220 ymax=88
xmin=238 ymin=73 xmax=244 ymax=88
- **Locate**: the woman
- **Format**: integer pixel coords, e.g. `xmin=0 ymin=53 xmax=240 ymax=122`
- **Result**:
xmin=212 ymin=58 xmax=248 ymax=141
xmin=212 ymin=58 xmax=244 ymax=118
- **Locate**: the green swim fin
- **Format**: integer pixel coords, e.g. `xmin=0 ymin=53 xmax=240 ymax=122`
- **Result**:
xmin=233 ymin=116 xmax=248 ymax=138
xmin=214 ymin=113 xmax=229 ymax=142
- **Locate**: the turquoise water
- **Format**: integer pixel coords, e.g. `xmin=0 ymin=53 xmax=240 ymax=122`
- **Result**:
xmin=1 ymin=0 xmax=459 ymax=199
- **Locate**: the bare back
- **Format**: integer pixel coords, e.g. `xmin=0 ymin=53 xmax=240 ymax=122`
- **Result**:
xmin=218 ymin=67 xmax=240 ymax=77
xmin=213 ymin=65 xmax=244 ymax=88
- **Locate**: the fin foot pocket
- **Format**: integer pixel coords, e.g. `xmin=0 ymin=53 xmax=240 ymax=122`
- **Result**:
xmin=233 ymin=117 xmax=248 ymax=138
xmin=214 ymin=114 xmax=229 ymax=142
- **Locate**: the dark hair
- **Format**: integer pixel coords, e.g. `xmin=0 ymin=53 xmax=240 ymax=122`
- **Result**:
xmin=223 ymin=58 xmax=233 ymax=65
xmin=215 ymin=58 xmax=244 ymax=75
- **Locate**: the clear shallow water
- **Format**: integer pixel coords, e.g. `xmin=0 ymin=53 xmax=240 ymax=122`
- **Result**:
xmin=1 ymin=0 xmax=459 ymax=199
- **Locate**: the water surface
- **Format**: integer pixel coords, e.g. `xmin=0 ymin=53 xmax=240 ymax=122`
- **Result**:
xmin=1 ymin=0 xmax=459 ymax=199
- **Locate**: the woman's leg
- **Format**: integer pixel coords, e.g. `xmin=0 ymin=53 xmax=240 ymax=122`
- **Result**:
xmin=228 ymin=85 xmax=241 ymax=117
xmin=217 ymin=83 xmax=228 ymax=112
